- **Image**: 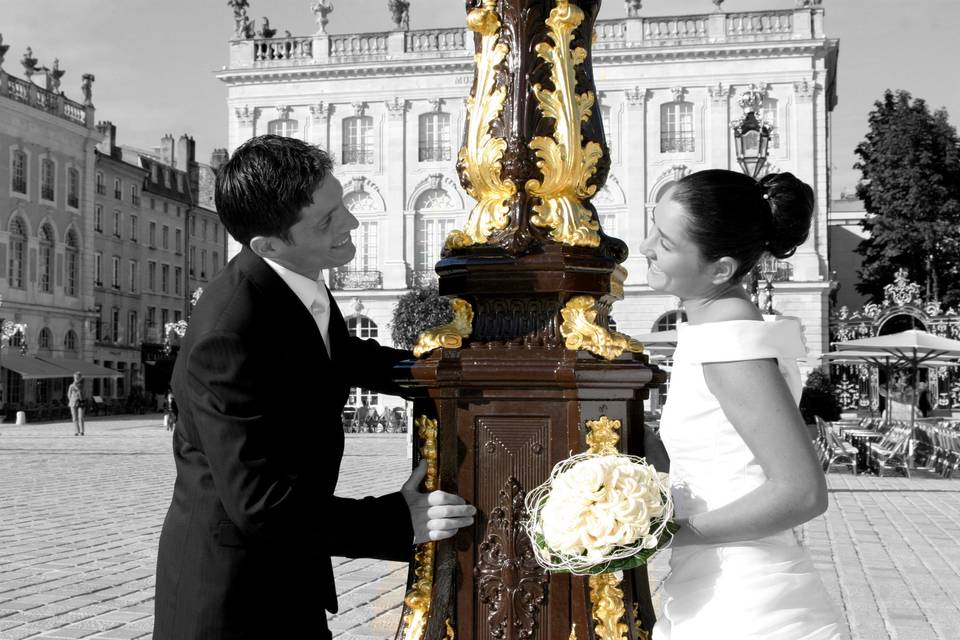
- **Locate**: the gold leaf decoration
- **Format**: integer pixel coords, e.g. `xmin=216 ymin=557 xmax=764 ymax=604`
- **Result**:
xmin=569 ymin=622 xmax=578 ymax=640
xmin=447 ymin=0 xmax=516 ymax=249
xmin=399 ymin=416 xmax=440 ymax=640
xmin=559 ymin=296 xmax=644 ymax=360
xmin=525 ymin=0 xmax=602 ymax=247
xmin=589 ymin=573 xmax=630 ymax=640
xmin=413 ymin=298 xmax=474 ymax=358
xmin=585 ymin=416 xmax=621 ymax=455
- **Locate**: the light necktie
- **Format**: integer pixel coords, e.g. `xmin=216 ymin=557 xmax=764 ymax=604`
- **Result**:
xmin=310 ymin=285 xmax=331 ymax=357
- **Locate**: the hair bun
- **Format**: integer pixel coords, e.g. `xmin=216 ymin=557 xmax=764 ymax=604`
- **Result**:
xmin=758 ymin=172 xmax=814 ymax=259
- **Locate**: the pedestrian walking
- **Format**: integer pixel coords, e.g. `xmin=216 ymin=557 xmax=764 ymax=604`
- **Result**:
xmin=164 ymin=389 xmax=178 ymax=432
xmin=67 ymin=372 xmax=85 ymax=436
xmin=917 ymin=381 xmax=932 ymax=418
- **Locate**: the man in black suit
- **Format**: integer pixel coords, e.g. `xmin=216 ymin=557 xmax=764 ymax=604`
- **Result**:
xmin=153 ymin=135 xmax=475 ymax=639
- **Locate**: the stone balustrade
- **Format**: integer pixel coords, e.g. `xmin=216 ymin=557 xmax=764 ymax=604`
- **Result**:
xmin=332 ymin=269 xmax=384 ymax=290
xmin=0 ymin=71 xmax=91 ymax=126
xmin=329 ymin=32 xmax=389 ymax=58
xmin=404 ymin=28 xmax=468 ymax=54
xmin=254 ymin=36 xmax=313 ymax=62
xmin=232 ymin=7 xmax=821 ymax=69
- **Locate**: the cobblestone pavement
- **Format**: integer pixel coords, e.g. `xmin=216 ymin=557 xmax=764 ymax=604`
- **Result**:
xmin=0 ymin=416 xmax=958 ymax=639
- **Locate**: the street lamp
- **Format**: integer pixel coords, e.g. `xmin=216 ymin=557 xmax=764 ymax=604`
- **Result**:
xmin=731 ymin=85 xmax=773 ymax=179
xmin=758 ymin=254 xmax=779 ymax=315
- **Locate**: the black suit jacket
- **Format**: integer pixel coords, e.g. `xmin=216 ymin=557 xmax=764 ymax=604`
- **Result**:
xmin=153 ymin=248 xmax=413 ymax=640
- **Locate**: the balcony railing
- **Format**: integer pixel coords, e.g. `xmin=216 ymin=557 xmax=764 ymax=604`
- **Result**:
xmin=332 ymin=270 xmax=383 ymax=290
xmin=410 ymin=269 xmax=438 ymax=289
xmin=229 ymin=8 xmax=820 ymax=69
xmin=660 ymin=135 xmax=695 ymax=153
xmin=1 ymin=73 xmax=90 ymax=126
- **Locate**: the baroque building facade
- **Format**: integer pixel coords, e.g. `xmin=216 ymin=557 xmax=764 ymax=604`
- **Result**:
xmin=0 ymin=48 xmax=101 ymax=406
xmin=92 ymin=124 xmax=227 ymax=398
xmin=219 ymin=3 xmax=838 ymax=410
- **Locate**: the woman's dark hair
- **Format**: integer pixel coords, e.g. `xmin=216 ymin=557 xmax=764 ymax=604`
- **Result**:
xmin=214 ymin=135 xmax=333 ymax=246
xmin=668 ymin=169 xmax=814 ymax=281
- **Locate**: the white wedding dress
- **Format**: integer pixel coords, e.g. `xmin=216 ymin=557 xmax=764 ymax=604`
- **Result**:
xmin=653 ymin=319 xmax=844 ymax=640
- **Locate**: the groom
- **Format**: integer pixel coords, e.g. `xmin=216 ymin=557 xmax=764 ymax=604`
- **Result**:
xmin=153 ymin=135 xmax=475 ymax=639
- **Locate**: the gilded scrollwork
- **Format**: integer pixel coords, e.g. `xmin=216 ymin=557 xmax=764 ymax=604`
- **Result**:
xmin=588 ymin=573 xmax=629 ymax=640
xmin=559 ymin=296 xmax=644 ymax=360
xmin=585 ymin=415 xmax=621 ymax=455
xmin=398 ymin=416 xmax=439 ymax=640
xmin=447 ymin=0 xmax=516 ymax=249
xmin=413 ymin=299 xmax=475 ymax=358
xmin=525 ymin=0 xmax=602 ymax=247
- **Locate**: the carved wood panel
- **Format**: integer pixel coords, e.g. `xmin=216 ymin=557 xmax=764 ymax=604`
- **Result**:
xmin=474 ymin=416 xmax=551 ymax=640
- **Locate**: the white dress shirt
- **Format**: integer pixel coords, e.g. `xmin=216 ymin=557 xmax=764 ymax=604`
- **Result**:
xmin=262 ymin=257 xmax=331 ymax=357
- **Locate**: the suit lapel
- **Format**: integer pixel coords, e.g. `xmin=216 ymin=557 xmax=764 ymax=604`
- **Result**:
xmin=236 ymin=248 xmax=330 ymax=364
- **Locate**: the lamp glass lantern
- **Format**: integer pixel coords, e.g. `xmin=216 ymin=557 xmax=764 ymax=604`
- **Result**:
xmin=732 ymin=111 xmax=772 ymax=179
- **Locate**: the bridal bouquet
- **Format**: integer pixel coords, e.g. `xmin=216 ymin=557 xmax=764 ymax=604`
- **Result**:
xmin=524 ymin=453 xmax=677 ymax=575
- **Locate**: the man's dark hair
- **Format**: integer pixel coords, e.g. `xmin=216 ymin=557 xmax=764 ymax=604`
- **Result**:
xmin=215 ymin=135 xmax=333 ymax=246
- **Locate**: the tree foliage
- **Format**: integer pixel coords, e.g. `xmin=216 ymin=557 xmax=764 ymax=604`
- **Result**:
xmin=799 ymin=369 xmax=841 ymax=425
xmin=390 ymin=285 xmax=454 ymax=350
xmin=854 ymin=90 xmax=960 ymax=308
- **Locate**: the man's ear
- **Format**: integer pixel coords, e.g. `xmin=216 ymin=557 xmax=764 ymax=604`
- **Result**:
xmin=249 ymin=236 xmax=276 ymax=259
xmin=710 ymin=256 xmax=739 ymax=285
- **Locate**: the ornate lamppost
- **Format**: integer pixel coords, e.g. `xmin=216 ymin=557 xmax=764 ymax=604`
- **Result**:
xmin=732 ymin=84 xmax=776 ymax=309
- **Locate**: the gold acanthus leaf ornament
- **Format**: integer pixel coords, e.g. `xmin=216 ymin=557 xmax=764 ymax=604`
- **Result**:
xmin=585 ymin=416 xmax=622 ymax=456
xmin=559 ymin=296 xmax=644 ymax=360
xmin=398 ymin=416 xmax=439 ymax=640
xmin=525 ymin=0 xmax=602 ymax=247
xmin=589 ymin=573 xmax=630 ymax=640
xmin=446 ymin=0 xmax=516 ymax=249
xmin=413 ymin=298 xmax=474 ymax=358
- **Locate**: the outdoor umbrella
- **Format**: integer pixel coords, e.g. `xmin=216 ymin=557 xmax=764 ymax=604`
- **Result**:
xmin=830 ymin=330 xmax=960 ymax=462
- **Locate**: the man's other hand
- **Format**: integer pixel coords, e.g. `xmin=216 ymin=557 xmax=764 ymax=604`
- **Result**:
xmin=401 ymin=459 xmax=476 ymax=544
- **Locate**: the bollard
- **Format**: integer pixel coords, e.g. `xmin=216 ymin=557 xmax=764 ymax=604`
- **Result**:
xmin=15 ymin=411 xmax=26 ymax=425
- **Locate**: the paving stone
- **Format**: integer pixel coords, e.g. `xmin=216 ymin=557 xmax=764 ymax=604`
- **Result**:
xmin=3 ymin=416 xmax=960 ymax=639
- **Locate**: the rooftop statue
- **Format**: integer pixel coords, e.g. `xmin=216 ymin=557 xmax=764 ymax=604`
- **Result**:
xmin=21 ymin=46 xmax=39 ymax=80
xmin=256 ymin=16 xmax=277 ymax=39
xmin=0 ymin=33 xmax=9 ymax=70
xmin=45 ymin=58 xmax=65 ymax=93
xmin=625 ymin=0 xmax=641 ymax=18
xmin=226 ymin=0 xmax=254 ymax=39
xmin=388 ymin=0 xmax=410 ymax=31
xmin=81 ymin=73 xmax=94 ymax=106
xmin=311 ymin=0 xmax=334 ymax=35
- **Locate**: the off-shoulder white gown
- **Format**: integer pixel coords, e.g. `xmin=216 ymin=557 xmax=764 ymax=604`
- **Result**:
xmin=653 ymin=319 xmax=844 ymax=640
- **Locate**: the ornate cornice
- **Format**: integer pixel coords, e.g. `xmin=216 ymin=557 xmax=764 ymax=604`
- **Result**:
xmin=216 ymin=41 xmax=835 ymax=85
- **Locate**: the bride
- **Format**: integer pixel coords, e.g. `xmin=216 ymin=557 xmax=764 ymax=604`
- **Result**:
xmin=642 ymin=169 xmax=844 ymax=640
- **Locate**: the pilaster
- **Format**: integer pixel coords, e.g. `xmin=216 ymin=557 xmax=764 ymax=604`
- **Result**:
xmin=790 ymin=77 xmax=819 ymax=282
xmin=623 ymin=86 xmax=648 ymax=285
xmin=707 ymin=81 xmax=732 ymax=170
xmin=383 ymin=97 xmax=409 ymax=289
xmin=308 ymin=102 xmax=330 ymax=149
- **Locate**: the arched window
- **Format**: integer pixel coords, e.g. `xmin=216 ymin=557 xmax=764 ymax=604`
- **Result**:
xmin=66 ymin=230 xmax=80 ymax=297
xmin=11 ymin=150 xmax=27 ymax=194
xmin=267 ymin=118 xmax=299 ymax=137
xmin=38 ymin=327 xmax=53 ymax=352
xmin=342 ymin=116 xmax=374 ymax=164
xmin=39 ymin=223 xmax=54 ymax=293
xmin=660 ymin=102 xmax=694 ymax=153
xmin=8 ymin=217 xmax=26 ymax=289
xmin=64 ymin=330 xmax=78 ymax=353
xmin=653 ymin=310 xmax=688 ymax=332
xmin=347 ymin=316 xmax=378 ymax=339
xmin=414 ymin=188 xmax=458 ymax=280
xmin=418 ymin=112 xmax=451 ymax=162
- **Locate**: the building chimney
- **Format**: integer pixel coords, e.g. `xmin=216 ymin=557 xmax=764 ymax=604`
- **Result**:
xmin=95 ymin=121 xmax=117 ymax=157
xmin=160 ymin=134 xmax=175 ymax=166
xmin=210 ymin=148 xmax=229 ymax=172
xmin=176 ymin=134 xmax=196 ymax=172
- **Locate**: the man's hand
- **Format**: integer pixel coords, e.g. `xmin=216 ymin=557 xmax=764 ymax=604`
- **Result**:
xmin=401 ymin=459 xmax=476 ymax=544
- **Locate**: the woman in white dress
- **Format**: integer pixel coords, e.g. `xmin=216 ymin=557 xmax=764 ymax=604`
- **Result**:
xmin=641 ymin=169 xmax=844 ymax=640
